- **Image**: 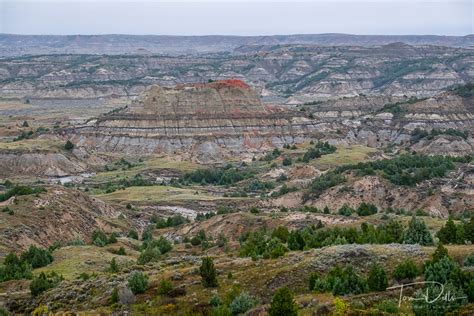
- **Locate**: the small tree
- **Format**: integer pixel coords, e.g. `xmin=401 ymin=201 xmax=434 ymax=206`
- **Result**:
xmin=268 ymin=287 xmax=298 ymax=316
xmin=157 ymin=279 xmax=173 ymax=295
xmin=431 ymin=243 xmax=449 ymax=263
xmin=367 ymin=263 xmax=388 ymax=291
xmin=200 ymin=256 xmax=218 ymax=288
xmin=128 ymin=271 xmax=149 ymax=294
xmin=108 ymin=258 xmax=119 ymax=273
xmin=282 ymin=157 xmax=292 ymax=166
xmin=64 ymin=140 xmax=74 ymax=151
xmin=437 ymin=217 xmax=458 ymax=244
xmin=110 ymin=287 xmax=119 ymax=304
xmin=393 ymin=259 xmax=419 ymax=282
xmin=403 ymin=216 xmax=433 ymax=245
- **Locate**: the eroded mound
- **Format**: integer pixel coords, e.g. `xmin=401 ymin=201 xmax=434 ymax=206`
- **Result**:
xmin=132 ymin=79 xmax=264 ymax=115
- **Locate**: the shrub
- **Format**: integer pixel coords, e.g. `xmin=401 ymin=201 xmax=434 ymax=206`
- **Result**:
xmin=375 ymin=300 xmax=399 ymax=314
xmin=64 ymin=140 xmax=74 ymax=150
xmin=157 ymin=279 xmax=173 ymax=295
xmin=249 ymin=206 xmax=260 ymax=214
xmin=403 ymin=216 xmax=433 ymax=245
xmin=464 ymin=252 xmax=474 ymax=267
xmin=287 ymin=230 xmax=305 ymax=251
xmin=30 ymin=272 xmax=62 ymax=297
xmin=138 ymin=236 xmax=172 ymax=265
xmin=127 ymin=229 xmax=139 ymax=240
xmin=212 ymin=305 xmax=232 ymax=316
xmin=431 ymin=243 xmax=449 ymax=263
xmin=128 ymin=271 xmax=149 ymax=294
xmin=282 ymin=157 xmax=292 ymax=166
xmin=333 ymin=297 xmax=348 ymax=314
xmin=331 ymin=265 xmax=368 ymax=296
xmin=200 ymin=257 xmax=218 ymax=288
xmin=116 ymin=247 xmax=126 ymax=256
xmin=393 ymin=259 xmax=419 ymax=282
xmin=356 ymin=203 xmax=377 ymax=216
xmin=92 ymin=230 xmax=109 ymax=247
xmin=0 ymin=253 xmax=32 ymax=281
xmin=338 ymin=204 xmax=353 ymax=216
xmin=0 ymin=185 xmax=46 ymax=202
xmin=268 ymin=287 xmax=298 ymax=316
xmin=110 ymin=287 xmax=119 ymax=304
xmin=272 ymin=226 xmax=290 ymax=243
xmin=229 ymin=292 xmax=256 ymax=315
xmin=367 ymin=263 xmax=388 ymax=291
xmin=108 ymin=258 xmax=119 ymax=273
xmin=20 ymin=245 xmax=53 ymax=269
xmin=308 ymin=272 xmax=319 ymax=291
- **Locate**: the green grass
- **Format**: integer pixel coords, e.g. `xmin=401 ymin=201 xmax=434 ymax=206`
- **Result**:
xmin=310 ymin=145 xmax=378 ymax=170
xmin=90 ymin=156 xmax=201 ymax=183
xmin=36 ymin=243 xmax=137 ymax=280
xmin=94 ymin=185 xmax=234 ymax=203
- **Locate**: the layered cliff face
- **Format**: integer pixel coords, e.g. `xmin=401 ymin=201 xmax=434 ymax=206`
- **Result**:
xmin=70 ymin=81 xmax=473 ymax=162
xmin=0 ymin=44 xmax=472 ymax=101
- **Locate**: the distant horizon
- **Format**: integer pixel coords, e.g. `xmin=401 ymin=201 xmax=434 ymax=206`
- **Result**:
xmin=1 ymin=1 xmax=472 ymax=36
xmin=1 ymin=32 xmax=473 ymax=37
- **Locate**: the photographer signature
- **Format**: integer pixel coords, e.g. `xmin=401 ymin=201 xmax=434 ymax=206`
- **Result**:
xmin=386 ymin=281 xmax=467 ymax=307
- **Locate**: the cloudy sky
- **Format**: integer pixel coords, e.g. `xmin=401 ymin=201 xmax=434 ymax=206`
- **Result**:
xmin=0 ymin=0 xmax=472 ymax=36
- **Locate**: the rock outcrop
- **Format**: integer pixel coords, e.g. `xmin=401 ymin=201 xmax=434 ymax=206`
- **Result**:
xmin=69 ymin=81 xmax=473 ymax=161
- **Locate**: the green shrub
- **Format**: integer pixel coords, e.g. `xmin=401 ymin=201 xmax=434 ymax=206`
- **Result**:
xmin=268 ymin=287 xmax=298 ymax=316
xmin=367 ymin=263 xmax=388 ymax=291
xmin=249 ymin=206 xmax=260 ymax=214
xmin=20 ymin=245 xmax=53 ymax=269
xmin=64 ymin=140 xmax=74 ymax=150
xmin=108 ymin=258 xmax=119 ymax=273
xmin=30 ymin=272 xmax=62 ymax=297
xmin=356 ymin=203 xmax=378 ymax=216
xmin=338 ymin=204 xmax=353 ymax=216
xmin=0 ymin=253 xmax=32 ymax=281
xmin=464 ymin=252 xmax=474 ymax=267
xmin=229 ymin=292 xmax=256 ymax=315
xmin=403 ymin=216 xmax=433 ymax=245
xmin=127 ymin=229 xmax=139 ymax=240
xmin=272 ymin=226 xmax=290 ymax=243
xmin=128 ymin=271 xmax=149 ymax=294
xmin=92 ymin=230 xmax=109 ymax=247
xmin=282 ymin=157 xmax=292 ymax=166
xmin=375 ymin=300 xmax=399 ymax=314
xmin=110 ymin=287 xmax=119 ymax=304
xmin=0 ymin=185 xmax=46 ymax=202
xmin=157 ymin=279 xmax=173 ymax=295
xmin=200 ymin=257 xmax=218 ymax=288
xmin=393 ymin=259 xmax=419 ymax=282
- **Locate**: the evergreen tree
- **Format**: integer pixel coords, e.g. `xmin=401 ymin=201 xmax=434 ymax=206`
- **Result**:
xmin=64 ymin=140 xmax=74 ymax=150
xmin=268 ymin=287 xmax=298 ymax=316
xmin=367 ymin=263 xmax=388 ymax=291
xmin=403 ymin=216 xmax=433 ymax=245
xmin=110 ymin=287 xmax=119 ymax=304
xmin=431 ymin=243 xmax=449 ymax=263
xmin=437 ymin=217 xmax=458 ymax=244
xmin=127 ymin=271 xmax=149 ymax=294
xmin=393 ymin=259 xmax=419 ymax=282
xmin=287 ymin=230 xmax=305 ymax=250
xmin=108 ymin=258 xmax=119 ymax=273
xmin=200 ymin=257 xmax=218 ymax=288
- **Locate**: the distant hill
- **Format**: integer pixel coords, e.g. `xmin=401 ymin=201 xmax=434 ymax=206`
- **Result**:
xmin=0 ymin=33 xmax=473 ymax=56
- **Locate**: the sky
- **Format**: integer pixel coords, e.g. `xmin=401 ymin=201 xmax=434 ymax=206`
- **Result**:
xmin=0 ymin=0 xmax=472 ymax=36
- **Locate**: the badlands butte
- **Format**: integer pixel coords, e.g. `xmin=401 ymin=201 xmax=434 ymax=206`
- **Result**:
xmin=0 ymin=34 xmax=473 ymax=315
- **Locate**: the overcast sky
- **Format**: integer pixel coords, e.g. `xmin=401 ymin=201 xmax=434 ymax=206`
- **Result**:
xmin=0 ymin=0 xmax=472 ymax=36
